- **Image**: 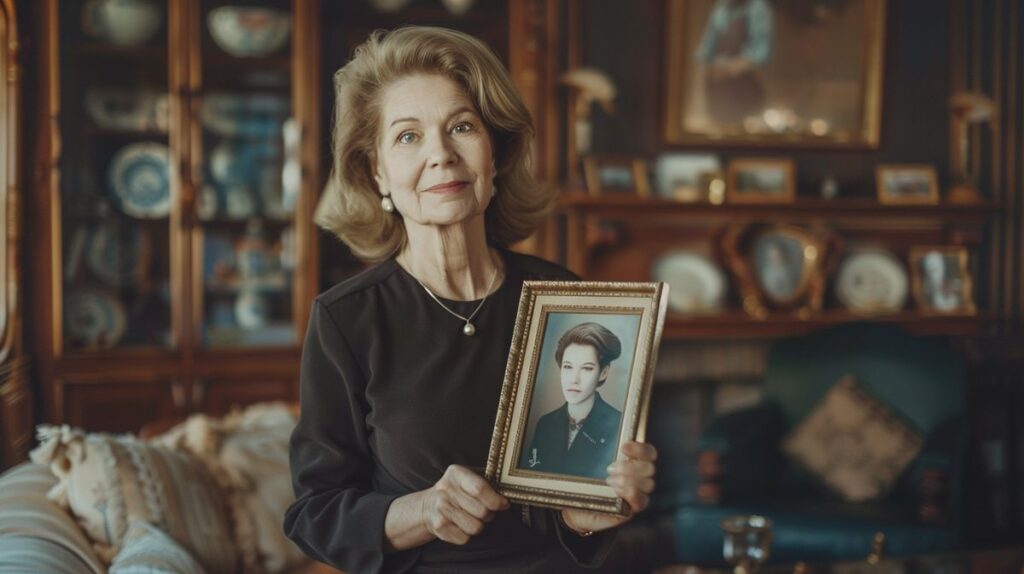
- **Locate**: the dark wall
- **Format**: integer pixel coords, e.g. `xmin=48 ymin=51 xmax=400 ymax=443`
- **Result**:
xmin=582 ymin=0 xmax=951 ymax=198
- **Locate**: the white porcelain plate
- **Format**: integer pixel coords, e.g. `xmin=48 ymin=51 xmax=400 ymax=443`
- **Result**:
xmin=87 ymin=220 xmax=151 ymax=288
xmin=651 ymin=250 xmax=727 ymax=314
xmin=835 ymin=250 xmax=909 ymax=312
xmin=65 ymin=288 xmax=127 ymax=349
xmin=108 ymin=142 xmax=171 ymax=218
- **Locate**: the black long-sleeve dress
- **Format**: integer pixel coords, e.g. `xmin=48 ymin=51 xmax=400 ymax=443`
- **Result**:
xmin=283 ymin=250 xmax=616 ymax=574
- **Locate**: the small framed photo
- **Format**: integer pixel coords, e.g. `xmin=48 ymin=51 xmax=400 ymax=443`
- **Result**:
xmin=653 ymin=153 xmax=721 ymax=201
xmin=485 ymin=281 xmax=669 ymax=515
xmin=909 ymin=246 xmax=975 ymax=314
xmin=726 ymin=158 xmax=796 ymax=203
xmin=582 ymin=155 xmax=651 ymax=198
xmin=876 ymin=164 xmax=939 ymax=204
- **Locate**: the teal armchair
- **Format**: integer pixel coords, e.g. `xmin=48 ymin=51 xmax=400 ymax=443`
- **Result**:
xmin=668 ymin=324 xmax=967 ymax=565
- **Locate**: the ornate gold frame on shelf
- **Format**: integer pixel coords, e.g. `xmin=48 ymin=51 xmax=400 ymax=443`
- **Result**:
xmin=723 ymin=223 xmax=840 ymax=318
xmin=485 ymin=281 xmax=668 ymax=515
xmin=908 ymin=246 xmax=976 ymax=315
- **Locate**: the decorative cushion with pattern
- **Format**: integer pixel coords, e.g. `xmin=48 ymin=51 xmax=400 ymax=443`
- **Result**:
xmin=29 ymin=425 xmax=238 ymax=573
xmin=154 ymin=402 xmax=308 ymax=574
xmin=109 ymin=521 xmax=208 ymax=574
xmin=782 ymin=375 xmax=924 ymax=502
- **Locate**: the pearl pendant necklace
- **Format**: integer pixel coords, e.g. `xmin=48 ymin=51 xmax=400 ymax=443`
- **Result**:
xmin=412 ymin=264 xmax=500 ymax=336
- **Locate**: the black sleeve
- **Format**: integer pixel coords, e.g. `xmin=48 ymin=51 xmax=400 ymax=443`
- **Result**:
xmin=283 ymin=300 xmax=418 ymax=573
xmin=522 ymin=506 xmax=617 ymax=568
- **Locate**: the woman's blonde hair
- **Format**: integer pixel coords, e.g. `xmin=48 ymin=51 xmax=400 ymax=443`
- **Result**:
xmin=316 ymin=26 xmax=555 ymax=262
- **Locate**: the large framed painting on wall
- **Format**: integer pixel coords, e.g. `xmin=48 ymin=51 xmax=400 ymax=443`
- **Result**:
xmin=663 ymin=0 xmax=886 ymax=148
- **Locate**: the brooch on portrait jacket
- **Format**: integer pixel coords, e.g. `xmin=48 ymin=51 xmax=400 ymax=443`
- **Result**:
xmin=527 ymin=448 xmax=541 ymax=468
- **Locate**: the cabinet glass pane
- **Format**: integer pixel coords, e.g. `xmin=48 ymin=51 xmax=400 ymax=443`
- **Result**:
xmin=197 ymin=0 xmax=295 ymax=348
xmin=58 ymin=0 xmax=172 ymax=351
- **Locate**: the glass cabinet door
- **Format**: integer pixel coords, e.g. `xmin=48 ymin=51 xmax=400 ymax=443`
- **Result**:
xmin=58 ymin=0 xmax=173 ymax=352
xmin=192 ymin=0 xmax=296 ymax=348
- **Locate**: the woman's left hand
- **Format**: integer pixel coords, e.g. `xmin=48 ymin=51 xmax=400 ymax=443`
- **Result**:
xmin=561 ymin=441 xmax=658 ymax=534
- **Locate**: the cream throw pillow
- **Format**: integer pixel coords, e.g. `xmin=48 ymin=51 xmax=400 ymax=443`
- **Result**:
xmin=782 ymin=375 xmax=924 ymax=502
xmin=29 ymin=425 xmax=237 ymax=573
xmin=154 ymin=402 xmax=308 ymax=574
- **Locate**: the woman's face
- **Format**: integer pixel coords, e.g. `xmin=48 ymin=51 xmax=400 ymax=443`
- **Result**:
xmin=373 ymin=73 xmax=497 ymax=229
xmin=560 ymin=343 xmax=609 ymax=405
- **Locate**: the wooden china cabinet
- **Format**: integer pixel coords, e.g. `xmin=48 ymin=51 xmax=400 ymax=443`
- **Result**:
xmin=28 ymin=0 xmax=562 ymax=434
xmin=0 ymin=0 xmax=33 ymax=468
xmin=29 ymin=0 xmax=323 ymax=434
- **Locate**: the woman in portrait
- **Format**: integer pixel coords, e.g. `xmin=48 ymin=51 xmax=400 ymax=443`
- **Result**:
xmin=284 ymin=27 xmax=657 ymax=574
xmin=521 ymin=322 xmax=624 ymax=480
xmin=694 ymin=0 xmax=774 ymax=127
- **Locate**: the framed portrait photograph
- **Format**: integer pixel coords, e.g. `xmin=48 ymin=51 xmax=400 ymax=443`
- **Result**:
xmin=722 ymin=223 xmax=836 ymax=317
xmin=726 ymin=158 xmax=795 ymax=202
xmin=876 ymin=164 xmax=940 ymax=204
xmin=486 ymin=281 xmax=669 ymax=515
xmin=662 ymin=0 xmax=886 ymax=148
xmin=582 ymin=155 xmax=651 ymax=198
xmin=909 ymin=246 xmax=975 ymax=315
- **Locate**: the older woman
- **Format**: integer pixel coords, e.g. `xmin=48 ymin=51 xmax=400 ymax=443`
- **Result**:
xmin=284 ymin=26 xmax=657 ymax=574
xmin=522 ymin=322 xmax=624 ymax=480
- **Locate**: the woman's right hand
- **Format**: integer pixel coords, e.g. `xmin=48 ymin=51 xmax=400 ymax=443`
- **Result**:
xmin=420 ymin=465 xmax=510 ymax=545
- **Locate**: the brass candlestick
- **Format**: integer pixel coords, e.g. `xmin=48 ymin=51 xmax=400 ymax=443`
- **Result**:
xmin=948 ymin=91 xmax=996 ymax=203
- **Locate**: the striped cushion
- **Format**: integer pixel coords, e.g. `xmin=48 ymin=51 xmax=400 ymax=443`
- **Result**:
xmin=110 ymin=521 xmax=207 ymax=574
xmin=0 ymin=535 xmax=98 ymax=574
xmin=0 ymin=463 xmax=105 ymax=574
xmin=30 ymin=426 xmax=238 ymax=573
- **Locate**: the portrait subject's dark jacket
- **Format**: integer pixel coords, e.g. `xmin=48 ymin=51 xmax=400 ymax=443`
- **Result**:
xmin=523 ymin=393 xmax=622 ymax=480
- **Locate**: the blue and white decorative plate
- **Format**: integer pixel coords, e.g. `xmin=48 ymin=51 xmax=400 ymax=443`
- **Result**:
xmin=65 ymin=288 xmax=127 ymax=349
xmin=87 ymin=220 xmax=151 ymax=288
xmin=108 ymin=142 xmax=171 ymax=218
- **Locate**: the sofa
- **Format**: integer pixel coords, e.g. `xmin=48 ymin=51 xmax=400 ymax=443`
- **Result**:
xmin=665 ymin=324 xmax=967 ymax=565
xmin=0 ymin=402 xmax=344 ymax=574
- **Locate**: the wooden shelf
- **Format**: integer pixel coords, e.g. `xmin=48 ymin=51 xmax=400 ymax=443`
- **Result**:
xmin=662 ymin=310 xmax=991 ymax=339
xmin=558 ymin=193 xmax=999 ymax=224
xmin=72 ymin=43 xmax=167 ymax=62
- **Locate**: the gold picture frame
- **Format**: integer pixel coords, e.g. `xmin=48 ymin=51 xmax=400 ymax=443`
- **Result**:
xmin=662 ymin=0 xmax=886 ymax=148
xmin=723 ymin=223 xmax=839 ymax=317
xmin=908 ymin=246 xmax=976 ymax=315
xmin=726 ymin=158 xmax=796 ymax=203
xmin=876 ymin=164 xmax=940 ymax=204
xmin=582 ymin=155 xmax=651 ymax=198
xmin=485 ymin=281 xmax=669 ymax=515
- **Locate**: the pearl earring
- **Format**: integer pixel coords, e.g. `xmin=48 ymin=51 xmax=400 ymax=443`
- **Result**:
xmin=381 ymin=195 xmax=395 ymax=213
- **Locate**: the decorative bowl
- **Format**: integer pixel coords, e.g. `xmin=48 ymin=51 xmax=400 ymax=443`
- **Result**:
xmin=207 ymin=6 xmax=291 ymax=58
xmin=82 ymin=0 xmax=162 ymax=47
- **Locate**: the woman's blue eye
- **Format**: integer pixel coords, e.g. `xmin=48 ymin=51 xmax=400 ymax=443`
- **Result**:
xmin=398 ymin=132 xmax=417 ymax=144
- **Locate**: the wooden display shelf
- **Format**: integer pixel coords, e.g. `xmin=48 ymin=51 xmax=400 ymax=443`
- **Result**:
xmin=662 ymin=310 xmax=991 ymax=339
xmin=72 ymin=43 xmax=167 ymax=62
xmin=559 ymin=193 xmax=999 ymax=224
